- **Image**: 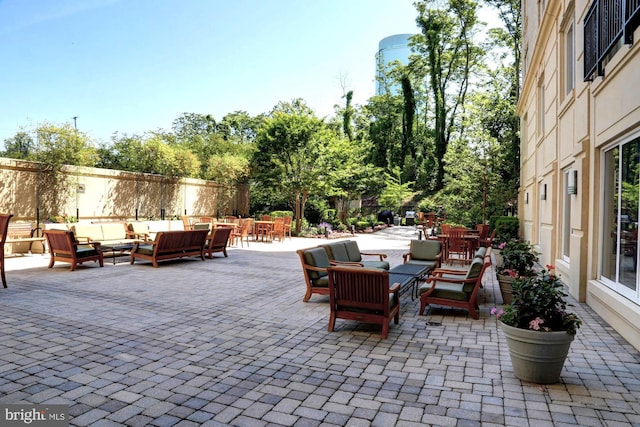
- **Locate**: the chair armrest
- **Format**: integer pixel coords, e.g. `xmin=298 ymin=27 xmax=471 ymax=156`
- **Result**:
xmin=75 ymin=236 xmax=91 ymax=244
xmin=431 ymin=268 xmax=467 ymax=276
xmin=330 ymin=260 xmax=364 ymax=267
xmin=402 ymin=252 xmax=410 ymax=263
xmin=304 ymin=264 xmax=329 ymax=273
xmin=360 ymin=251 xmax=388 ymax=261
xmin=390 ymin=283 xmax=401 ymax=293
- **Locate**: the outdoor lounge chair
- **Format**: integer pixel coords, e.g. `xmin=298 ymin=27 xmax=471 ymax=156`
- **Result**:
xmin=402 ymin=239 xmax=442 ymax=271
xmin=327 ymin=265 xmax=400 ymax=339
xmin=297 ymin=246 xmax=333 ymax=302
xmin=43 ymin=229 xmax=104 ymax=271
xmin=418 ymin=253 xmax=491 ymax=319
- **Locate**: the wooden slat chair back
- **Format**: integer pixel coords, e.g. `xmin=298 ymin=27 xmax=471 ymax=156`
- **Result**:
xmin=327 ymin=265 xmax=400 ymax=339
xmin=0 ymin=213 xmax=13 ymax=287
xmin=480 ymin=229 xmax=496 ymax=248
xmin=232 ymin=218 xmax=253 ymax=247
xmin=283 ymin=216 xmax=293 ymax=239
xmin=43 ymin=229 xmax=104 ymax=271
xmin=446 ymin=227 xmax=470 ymax=264
xmin=476 ymin=224 xmax=490 ymax=241
xmin=271 ymin=217 xmax=286 ymax=242
xmin=206 ymin=226 xmax=232 ymax=258
xmin=181 ymin=215 xmax=192 ymax=231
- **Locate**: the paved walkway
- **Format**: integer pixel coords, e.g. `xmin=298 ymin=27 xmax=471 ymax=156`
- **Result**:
xmin=1 ymin=226 xmax=639 ymax=426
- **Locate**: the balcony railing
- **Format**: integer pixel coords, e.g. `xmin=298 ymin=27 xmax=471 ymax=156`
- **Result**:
xmin=584 ymin=0 xmax=640 ymax=80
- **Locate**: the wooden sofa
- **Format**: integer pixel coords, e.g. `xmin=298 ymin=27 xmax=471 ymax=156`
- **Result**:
xmin=130 ymin=229 xmax=209 ymax=267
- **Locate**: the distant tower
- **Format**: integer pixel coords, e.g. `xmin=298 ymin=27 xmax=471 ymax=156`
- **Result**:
xmin=376 ymin=34 xmax=412 ymax=95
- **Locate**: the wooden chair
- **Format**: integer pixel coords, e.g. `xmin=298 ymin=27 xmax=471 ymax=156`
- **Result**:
xmin=402 ymin=239 xmax=442 ymax=271
xmin=418 ymin=254 xmax=491 ymax=320
xmin=205 ymin=226 xmax=232 ymax=258
xmin=476 ymin=224 xmax=490 ymax=241
xmin=272 ymin=217 xmax=286 ymax=242
xmin=297 ymin=246 xmax=333 ymax=302
xmin=43 ymin=229 xmax=104 ymax=271
xmin=480 ymin=229 xmax=496 ymax=248
xmin=283 ymin=216 xmax=293 ymax=239
xmin=0 ymin=213 xmax=13 ymax=288
xmin=232 ymin=218 xmax=253 ymax=247
xmin=327 ymin=265 xmax=400 ymax=339
xmin=181 ymin=215 xmax=192 ymax=231
xmin=446 ymin=227 xmax=470 ymax=264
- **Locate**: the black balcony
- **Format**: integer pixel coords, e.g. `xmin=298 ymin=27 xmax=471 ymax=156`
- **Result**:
xmin=584 ymin=0 xmax=640 ymax=80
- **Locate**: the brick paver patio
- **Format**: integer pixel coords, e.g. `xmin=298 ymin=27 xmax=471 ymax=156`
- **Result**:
xmin=1 ymin=226 xmax=639 ymax=426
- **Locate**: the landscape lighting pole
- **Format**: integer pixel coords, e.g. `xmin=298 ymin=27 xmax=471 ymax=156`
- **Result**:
xmin=73 ymin=116 xmax=78 ymax=129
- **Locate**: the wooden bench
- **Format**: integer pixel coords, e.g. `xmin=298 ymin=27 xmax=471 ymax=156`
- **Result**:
xmin=130 ymin=229 xmax=209 ymax=267
xmin=5 ymin=222 xmax=45 ymax=253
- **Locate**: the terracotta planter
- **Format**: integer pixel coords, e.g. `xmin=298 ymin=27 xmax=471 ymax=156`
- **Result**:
xmin=500 ymin=322 xmax=575 ymax=384
xmin=496 ymin=273 xmax=515 ymax=304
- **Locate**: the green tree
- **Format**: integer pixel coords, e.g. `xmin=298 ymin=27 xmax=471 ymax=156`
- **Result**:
xmin=252 ymin=99 xmax=330 ymax=233
xmin=378 ymin=167 xmax=415 ymax=213
xmin=411 ymin=0 xmax=484 ymax=191
xmin=2 ymin=130 xmax=34 ymax=159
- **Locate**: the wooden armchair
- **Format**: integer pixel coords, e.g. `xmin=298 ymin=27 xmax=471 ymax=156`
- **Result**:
xmin=0 ymin=213 xmax=13 ymax=287
xmin=43 ymin=229 xmax=104 ymax=271
xmin=402 ymin=239 xmax=442 ymax=271
xmin=297 ymin=246 xmax=333 ymax=302
xmin=327 ymin=265 xmax=400 ymax=339
xmin=205 ymin=226 xmax=232 ymax=258
xmin=418 ymin=254 xmax=491 ymax=319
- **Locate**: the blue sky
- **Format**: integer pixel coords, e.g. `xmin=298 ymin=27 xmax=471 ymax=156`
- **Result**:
xmin=0 ymin=0 xmax=420 ymax=145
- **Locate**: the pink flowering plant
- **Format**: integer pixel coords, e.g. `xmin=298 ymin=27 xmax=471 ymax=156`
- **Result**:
xmin=497 ymin=239 xmax=539 ymax=277
xmin=492 ymin=265 xmax=582 ymax=335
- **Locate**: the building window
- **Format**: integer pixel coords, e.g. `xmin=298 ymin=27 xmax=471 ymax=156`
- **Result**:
xmin=564 ymin=21 xmax=575 ymax=97
xmin=562 ymin=169 xmax=572 ymax=260
xmin=602 ymin=138 xmax=640 ymax=302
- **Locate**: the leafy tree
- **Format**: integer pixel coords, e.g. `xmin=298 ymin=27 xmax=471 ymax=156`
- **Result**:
xmin=252 ymin=99 xmax=331 ymax=233
xmin=2 ymin=131 xmax=34 ymax=159
xmin=33 ymin=123 xmax=99 ymax=168
xmin=325 ymin=137 xmax=385 ymax=223
xmin=411 ymin=0 xmax=484 ymax=191
xmin=378 ymin=167 xmax=415 ymax=213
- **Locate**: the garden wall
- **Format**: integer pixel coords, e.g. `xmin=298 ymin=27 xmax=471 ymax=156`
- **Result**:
xmin=0 ymin=157 xmax=248 ymax=224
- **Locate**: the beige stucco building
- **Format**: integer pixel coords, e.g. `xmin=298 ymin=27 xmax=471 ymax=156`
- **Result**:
xmin=518 ymin=0 xmax=640 ymax=350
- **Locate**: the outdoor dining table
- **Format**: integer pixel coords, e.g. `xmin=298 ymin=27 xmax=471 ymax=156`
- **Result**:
xmin=253 ymin=220 xmax=274 ymax=241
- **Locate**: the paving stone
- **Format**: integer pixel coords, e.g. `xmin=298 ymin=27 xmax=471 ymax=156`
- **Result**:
xmin=0 ymin=229 xmax=637 ymax=427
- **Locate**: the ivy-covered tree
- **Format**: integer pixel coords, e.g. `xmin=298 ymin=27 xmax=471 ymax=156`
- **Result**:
xmin=411 ymin=0 xmax=484 ymax=191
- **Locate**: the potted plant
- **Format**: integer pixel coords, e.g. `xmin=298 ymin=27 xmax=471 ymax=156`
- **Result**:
xmin=495 ymin=239 xmax=539 ymax=303
xmin=492 ymin=265 xmax=582 ymax=384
